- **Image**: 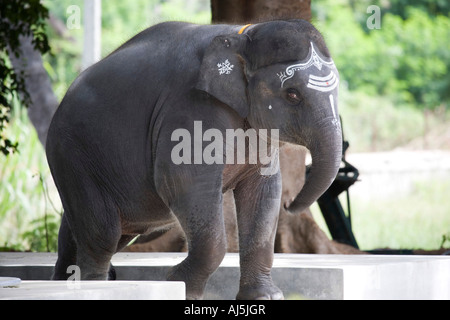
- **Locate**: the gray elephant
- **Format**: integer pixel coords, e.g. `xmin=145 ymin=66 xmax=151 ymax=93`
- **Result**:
xmin=46 ymin=20 xmax=342 ymax=300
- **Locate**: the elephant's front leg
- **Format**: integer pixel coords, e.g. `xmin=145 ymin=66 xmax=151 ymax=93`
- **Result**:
xmin=234 ymin=168 xmax=284 ymax=300
xmin=164 ymin=175 xmax=227 ymax=300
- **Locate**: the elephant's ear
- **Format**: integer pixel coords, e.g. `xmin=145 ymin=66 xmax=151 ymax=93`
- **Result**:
xmin=196 ymin=34 xmax=249 ymax=118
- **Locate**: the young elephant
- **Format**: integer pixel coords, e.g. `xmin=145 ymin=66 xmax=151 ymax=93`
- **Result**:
xmin=46 ymin=19 xmax=342 ymax=300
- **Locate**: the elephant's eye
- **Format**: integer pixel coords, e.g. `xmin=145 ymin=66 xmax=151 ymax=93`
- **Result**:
xmin=285 ymin=88 xmax=302 ymax=104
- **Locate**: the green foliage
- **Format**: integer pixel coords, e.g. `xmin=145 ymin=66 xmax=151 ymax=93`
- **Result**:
xmin=388 ymin=9 xmax=450 ymax=108
xmin=0 ymin=0 xmax=51 ymax=155
xmin=314 ymin=0 xmax=450 ymax=110
xmin=22 ymin=213 xmax=59 ymax=252
xmin=0 ymin=106 xmax=61 ymax=251
xmin=381 ymin=0 xmax=450 ymax=19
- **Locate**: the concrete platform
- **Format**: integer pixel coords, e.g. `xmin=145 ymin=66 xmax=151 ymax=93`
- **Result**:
xmin=0 ymin=280 xmax=185 ymax=300
xmin=0 ymin=252 xmax=449 ymax=300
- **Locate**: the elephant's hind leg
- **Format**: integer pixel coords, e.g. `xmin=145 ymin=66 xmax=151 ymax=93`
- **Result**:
xmin=55 ymin=179 xmax=122 ymax=280
xmin=74 ymin=202 xmax=122 ymax=280
xmin=52 ymin=213 xmax=77 ymax=280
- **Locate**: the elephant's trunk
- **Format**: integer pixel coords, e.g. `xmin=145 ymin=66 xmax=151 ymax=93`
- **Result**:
xmin=287 ymin=119 xmax=342 ymax=214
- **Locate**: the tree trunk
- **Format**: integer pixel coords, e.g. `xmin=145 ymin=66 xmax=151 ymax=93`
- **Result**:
xmin=212 ymin=0 xmax=311 ymax=24
xmin=8 ymin=34 xmax=58 ymax=147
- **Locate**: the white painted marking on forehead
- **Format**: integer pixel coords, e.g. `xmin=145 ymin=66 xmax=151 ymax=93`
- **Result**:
xmin=307 ymin=71 xmax=339 ymax=92
xmin=277 ymin=42 xmax=335 ymax=88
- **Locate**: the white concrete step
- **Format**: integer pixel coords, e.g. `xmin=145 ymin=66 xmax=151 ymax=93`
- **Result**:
xmin=1 ymin=252 xmax=449 ymax=300
xmin=0 ymin=279 xmax=185 ymax=300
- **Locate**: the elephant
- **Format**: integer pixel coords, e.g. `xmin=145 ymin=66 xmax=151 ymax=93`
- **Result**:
xmin=46 ymin=19 xmax=342 ymax=300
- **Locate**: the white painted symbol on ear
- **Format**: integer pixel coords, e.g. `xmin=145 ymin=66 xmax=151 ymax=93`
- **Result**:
xmin=217 ymin=59 xmax=234 ymax=75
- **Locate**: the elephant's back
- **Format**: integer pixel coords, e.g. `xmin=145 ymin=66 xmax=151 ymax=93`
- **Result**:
xmin=60 ymin=22 xmax=239 ymax=115
xmin=47 ymin=21 xmax=242 ymax=165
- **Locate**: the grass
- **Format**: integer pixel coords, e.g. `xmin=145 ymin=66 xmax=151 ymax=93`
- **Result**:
xmin=0 ymin=107 xmax=61 ymax=251
xmin=311 ymin=178 xmax=450 ymax=251
xmin=352 ymin=178 xmax=450 ymax=250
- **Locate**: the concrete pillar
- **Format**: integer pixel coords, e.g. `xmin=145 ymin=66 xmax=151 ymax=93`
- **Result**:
xmin=82 ymin=0 xmax=101 ymax=71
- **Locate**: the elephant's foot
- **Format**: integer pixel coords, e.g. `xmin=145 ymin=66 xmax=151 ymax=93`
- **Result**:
xmin=236 ymin=282 xmax=284 ymax=300
xmin=167 ymin=261 xmax=208 ymax=300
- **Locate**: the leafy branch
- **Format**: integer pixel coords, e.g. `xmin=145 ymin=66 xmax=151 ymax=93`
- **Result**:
xmin=0 ymin=0 xmax=50 ymax=155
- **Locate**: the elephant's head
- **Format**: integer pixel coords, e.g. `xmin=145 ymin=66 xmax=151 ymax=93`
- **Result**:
xmin=197 ymin=20 xmax=342 ymax=214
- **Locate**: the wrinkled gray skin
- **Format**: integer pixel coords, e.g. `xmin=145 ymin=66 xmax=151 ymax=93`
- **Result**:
xmin=46 ymin=20 xmax=342 ymax=300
